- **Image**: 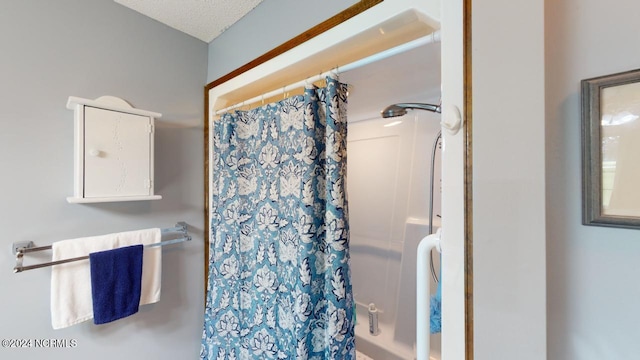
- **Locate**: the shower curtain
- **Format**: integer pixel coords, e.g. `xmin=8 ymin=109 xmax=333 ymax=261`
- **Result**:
xmin=201 ymin=76 xmax=354 ymax=360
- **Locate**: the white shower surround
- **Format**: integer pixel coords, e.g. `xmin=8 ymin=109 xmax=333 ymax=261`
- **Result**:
xmin=340 ymin=32 xmax=442 ymax=359
xmin=345 ymin=110 xmax=442 ymax=359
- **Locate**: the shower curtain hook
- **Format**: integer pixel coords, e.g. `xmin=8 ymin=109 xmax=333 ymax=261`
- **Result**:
xmin=332 ymin=65 xmax=340 ymax=80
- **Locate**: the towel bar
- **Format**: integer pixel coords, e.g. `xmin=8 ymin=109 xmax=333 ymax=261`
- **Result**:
xmin=13 ymin=222 xmax=191 ymax=273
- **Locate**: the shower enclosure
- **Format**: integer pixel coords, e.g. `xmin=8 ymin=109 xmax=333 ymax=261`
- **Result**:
xmin=342 ymin=40 xmax=442 ymax=360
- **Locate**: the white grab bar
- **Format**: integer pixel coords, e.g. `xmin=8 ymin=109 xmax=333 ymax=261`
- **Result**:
xmin=416 ymin=229 xmax=441 ymax=360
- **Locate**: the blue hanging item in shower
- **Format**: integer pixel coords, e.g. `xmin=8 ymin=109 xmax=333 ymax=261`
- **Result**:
xmin=430 ymin=257 xmax=442 ymax=334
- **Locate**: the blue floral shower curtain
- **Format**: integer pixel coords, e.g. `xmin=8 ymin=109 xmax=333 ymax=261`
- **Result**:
xmin=201 ymin=76 xmax=354 ymax=360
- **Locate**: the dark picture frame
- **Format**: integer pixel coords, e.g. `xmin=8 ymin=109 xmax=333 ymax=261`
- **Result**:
xmin=582 ymin=68 xmax=640 ymax=229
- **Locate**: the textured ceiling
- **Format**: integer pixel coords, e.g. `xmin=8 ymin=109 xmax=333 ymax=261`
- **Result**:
xmin=114 ymin=0 xmax=264 ymax=43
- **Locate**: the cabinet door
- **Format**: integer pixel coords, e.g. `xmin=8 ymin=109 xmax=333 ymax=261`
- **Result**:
xmin=83 ymin=106 xmax=151 ymax=198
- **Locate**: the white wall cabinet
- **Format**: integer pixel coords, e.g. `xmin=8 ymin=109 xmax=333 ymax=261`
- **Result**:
xmin=66 ymin=96 xmax=162 ymax=203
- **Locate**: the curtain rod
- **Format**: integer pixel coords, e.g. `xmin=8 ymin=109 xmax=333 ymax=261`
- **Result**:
xmin=215 ymin=30 xmax=441 ymax=116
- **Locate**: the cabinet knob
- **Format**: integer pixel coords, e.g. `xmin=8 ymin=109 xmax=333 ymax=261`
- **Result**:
xmin=89 ymin=149 xmax=101 ymax=157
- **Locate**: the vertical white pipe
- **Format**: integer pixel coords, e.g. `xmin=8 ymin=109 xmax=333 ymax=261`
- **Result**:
xmin=417 ymin=231 xmax=441 ymax=360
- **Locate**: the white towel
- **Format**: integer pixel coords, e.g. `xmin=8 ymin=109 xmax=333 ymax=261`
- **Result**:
xmin=50 ymin=228 xmax=161 ymax=329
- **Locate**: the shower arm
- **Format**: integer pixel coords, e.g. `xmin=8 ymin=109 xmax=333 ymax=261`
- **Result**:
xmin=396 ymin=103 xmax=441 ymax=113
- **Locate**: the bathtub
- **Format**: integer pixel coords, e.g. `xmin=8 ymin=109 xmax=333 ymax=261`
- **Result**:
xmin=354 ymin=306 xmax=441 ymax=360
xmin=354 ymin=314 xmax=412 ymax=360
xmin=355 ymin=284 xmax=441 ymax=360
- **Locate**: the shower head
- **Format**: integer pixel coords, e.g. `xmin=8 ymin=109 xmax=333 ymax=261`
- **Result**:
xmin=381 ymin=103 xmax=441 ymax=118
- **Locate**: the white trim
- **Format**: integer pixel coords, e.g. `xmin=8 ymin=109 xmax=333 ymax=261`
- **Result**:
xmin=440 ymin=0 xmax=467 ymax=358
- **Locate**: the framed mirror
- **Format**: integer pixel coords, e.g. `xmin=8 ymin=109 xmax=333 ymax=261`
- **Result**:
xmin=582 ymin=68 xmax=640 ymax=229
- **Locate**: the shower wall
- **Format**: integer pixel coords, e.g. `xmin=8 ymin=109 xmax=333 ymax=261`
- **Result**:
xmin=347 ymin=110 xmax=441 ymax=355
xmin=339 ymin=37 xmax=442 ymax=358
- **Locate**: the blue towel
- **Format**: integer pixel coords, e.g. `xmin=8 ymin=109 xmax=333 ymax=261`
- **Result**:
xmin=89 ymin=245 xmax=144 ymax=324
xmin=430 ymin=257 xmax=442 ymax=334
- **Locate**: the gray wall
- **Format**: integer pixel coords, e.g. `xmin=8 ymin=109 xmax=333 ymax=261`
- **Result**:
xmin=546 ymin=0 xmax=640 ymax=359
xmin=207 ymin=0 xmax=357 ymax=82
xmin=472 ymin=0 xmax=547 ymax=359
xmin=0 ymin=1 xmax=207 ymax=359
